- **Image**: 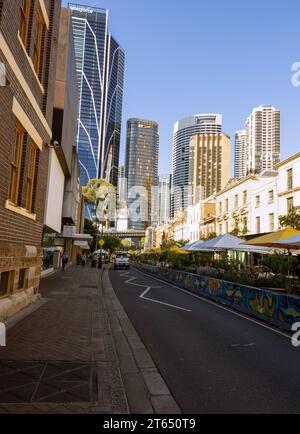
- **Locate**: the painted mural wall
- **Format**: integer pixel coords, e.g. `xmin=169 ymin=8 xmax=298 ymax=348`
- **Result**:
xmin=135 ymin=263 xmax=300 ymax=332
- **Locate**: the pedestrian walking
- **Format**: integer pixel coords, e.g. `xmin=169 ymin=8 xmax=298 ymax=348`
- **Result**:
xmin=77 ymin=254 xmax=81 ymax=265
xmin=81 ymin=253 xmax=87 ymax=267
xmin=62 ymin=252 xmax=69 ymax=271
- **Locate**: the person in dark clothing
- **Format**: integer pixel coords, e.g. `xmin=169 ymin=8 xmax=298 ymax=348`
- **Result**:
xmin=81 ymin=253 xmax=87 ymax=267
xmin=62 ymin=252 xmax=69 ymax=271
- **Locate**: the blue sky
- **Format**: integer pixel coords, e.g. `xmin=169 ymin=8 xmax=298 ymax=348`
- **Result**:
xmin=63 ymin=0 xmax=300 ymax=176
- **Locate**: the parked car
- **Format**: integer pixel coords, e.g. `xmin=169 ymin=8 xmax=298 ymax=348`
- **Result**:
xmin=114 ymin=253 xmax=130 ymax=270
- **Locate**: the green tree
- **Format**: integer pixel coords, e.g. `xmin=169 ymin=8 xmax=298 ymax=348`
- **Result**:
xmin=279 ymin=206 xmax=300 ymax=230
xmin=201 ymin=232 xmax=217 ymax=241
xmin=101 ymin=235 xmax=123 ymax=253
xmin=161 ymin=239 xmax=188 ymax=251
xmin=84 ymin=219 xmax=98 ymax=251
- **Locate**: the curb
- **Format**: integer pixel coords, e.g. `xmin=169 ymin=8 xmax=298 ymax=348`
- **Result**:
xmin=102 ymin=266 xmax=181 ymax=414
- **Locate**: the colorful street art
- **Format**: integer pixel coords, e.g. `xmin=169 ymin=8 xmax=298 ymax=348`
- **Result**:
xmin=135 ymin=263 xmax=300 ymax=331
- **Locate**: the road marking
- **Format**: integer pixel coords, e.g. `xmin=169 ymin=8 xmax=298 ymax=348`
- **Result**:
xmin=132 ymin=267 xmax=291 ymax=340
xmin=119 ymin=272 xmax=191 ymax=313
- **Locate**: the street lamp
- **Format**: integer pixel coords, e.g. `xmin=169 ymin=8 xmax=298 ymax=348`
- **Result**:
xmin=98 ymin=222 xmax=104 ymax=269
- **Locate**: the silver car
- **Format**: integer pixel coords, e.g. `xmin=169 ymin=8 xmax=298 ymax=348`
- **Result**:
xmin=114 ymin=253 xmax=130 ymax=270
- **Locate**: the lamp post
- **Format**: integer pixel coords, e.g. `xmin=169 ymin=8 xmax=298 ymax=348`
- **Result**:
xmin=98 ymin=222 xmax=104 ymax=269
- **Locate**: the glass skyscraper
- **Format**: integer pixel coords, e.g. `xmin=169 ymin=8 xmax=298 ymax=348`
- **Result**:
xmin=172 ymin=114 xmax=222 ymax=216
xmin=125 ymin=119 xmax=159 ymax=230
xmin=69 ymin=3 xmax=125 ymax=191
xmin=103 ymin=35 xmax=125 ymax=187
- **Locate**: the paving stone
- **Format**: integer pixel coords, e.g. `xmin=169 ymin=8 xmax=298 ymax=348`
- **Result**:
xmin=151 ymin=395 xmax=181 ymax=414
xmin=141 ymin=369 xmax=170 ymax=396
xmin=133 ymin=348 xmax=156 ymax=369
xmin=0 ymin=265 xmax=128 ymax=414
xmin=122 ymin=373 xmax=154 ymax=414
xmin=118 ymin=354 xmax=139 ymax=375
xmin=128 ymin=336 xmax=146 ymax=351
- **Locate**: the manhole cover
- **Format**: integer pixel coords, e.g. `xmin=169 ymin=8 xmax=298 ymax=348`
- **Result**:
xmin=0 ymin=361 xmax=97 ymax=403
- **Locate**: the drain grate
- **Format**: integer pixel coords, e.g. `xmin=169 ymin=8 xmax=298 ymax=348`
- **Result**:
xmin=0 ymin=361 xmax=97 ymax=403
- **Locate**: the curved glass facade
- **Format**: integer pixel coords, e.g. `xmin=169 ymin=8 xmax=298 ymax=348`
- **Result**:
xmin=69 ymin=4 xmax=125 ymax=193
xmin=70 ymin=4 xmax=107 ymax=187
xmin=103 ymin=35 xmax=125 ymax=187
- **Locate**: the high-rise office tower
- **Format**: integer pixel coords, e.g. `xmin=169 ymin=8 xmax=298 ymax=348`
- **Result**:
xmin=246 ymin=105 xmax=280 ymax=174
xmin=69 ymin=4 xmax=125 ymax=189
xmin=159 ymin=174 xmax=172 ymax=224
xmin=118 ymin=165 xmax=127 ymax=207
xmin=189 ymin=134 xmax=231 ymax=205
xmin=125 ymin=119 xmax=159 ymax=230
xmin=172 ymin=114 xmax=222 ymax=216
xmin=104 ymin=35 xmax=125 ymax=187
xmin=234 ymin=130 xmax=247 ymax=179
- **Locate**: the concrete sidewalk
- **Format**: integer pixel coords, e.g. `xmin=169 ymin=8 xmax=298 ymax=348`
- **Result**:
xmin=0 ymin=265 xmax=128 ymax=414
xmin=0 ymin=264 xmax=180 ymax=414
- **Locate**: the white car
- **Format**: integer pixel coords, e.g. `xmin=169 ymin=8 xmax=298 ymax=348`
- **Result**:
xmin=114 ymin=253 xmax=130 ymax=270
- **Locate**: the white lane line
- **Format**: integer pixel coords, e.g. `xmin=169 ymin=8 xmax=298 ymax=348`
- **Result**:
xmin=140 ymin=286 xmax=191 ymax=312
xmin=119 ymin=272 xmax=191 ymax=313
xmin=132 ymin=267 xmax=291 ymax=340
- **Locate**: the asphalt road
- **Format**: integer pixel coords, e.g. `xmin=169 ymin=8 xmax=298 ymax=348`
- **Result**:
xmin=109 ymin=265 xmax=300 ymax=414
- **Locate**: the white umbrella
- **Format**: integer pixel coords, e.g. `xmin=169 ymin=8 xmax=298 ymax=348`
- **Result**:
xmin=189 ymin=234 xmax=273 ymax=253
xmin=180 ymin=241 xmax=203 ymax=251
xmin=94 ymin=249 xmax=107 ymax=254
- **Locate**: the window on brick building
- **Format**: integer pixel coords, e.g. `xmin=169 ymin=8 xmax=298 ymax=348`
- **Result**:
xmin=20 ymin=0 xmax=31 ymax=47
xmin=234 ymin=194 xmax=238 ymax=208
xmin=33 ymin=6 xmax=45 ymax=76
xmin=269 ymin=213 xmax=275 ymax=232
xmin=225 ymin=199 xmax=229 ymax=212
xmin=287 ymin=197 xmax=294 ymax=212
xmin=256 ymin=217 xmax=261 ymax=234
xmin=18 ymin=269 xmax=26 ymax=290
xmin=287 ymin=168 xmax=293 ymax=191
xmin=0 ymin=272 xmax=9 ymax=297
xmin=25 ymin=141 xmax=37 ymax=212
xmin=9 ymin=122 xmax=24 ymax=205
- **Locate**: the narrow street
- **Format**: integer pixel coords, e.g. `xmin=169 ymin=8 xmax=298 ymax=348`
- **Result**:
xmin=109 ymin=265 xmax=300 ymax=414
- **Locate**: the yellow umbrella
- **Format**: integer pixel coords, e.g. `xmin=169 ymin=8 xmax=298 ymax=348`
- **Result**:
xmin=244 ymin=228 xmax=300 ymax=249
xmin=169 ymin=246 xmax=190 ymax=255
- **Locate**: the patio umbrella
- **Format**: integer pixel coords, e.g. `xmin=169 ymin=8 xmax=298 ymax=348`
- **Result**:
xmin=94 ymin=249 xmax=107 ymax=254
xmin=181 ymin=241 xmax=203 ymax=251
xmin=169 ymin=246 xmax=190 ymax=255
xmin=243 ymin=228 xmax=300 ymax=249
xmin=275 ymin=234 xmax=300 ymax=250
xmin=243 ymin=228 xmax=300 ymax=276
xmin=189 ymin=234 xmax=272 ymax=253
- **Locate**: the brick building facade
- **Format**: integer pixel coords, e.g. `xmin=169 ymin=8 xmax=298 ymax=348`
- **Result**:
xmin=0 ymin=0 xmax=61 ymax=319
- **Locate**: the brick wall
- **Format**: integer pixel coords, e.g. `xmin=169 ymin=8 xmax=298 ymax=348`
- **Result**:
xmin=0 ymin=0 xmax=61 ymax=319
xmin=0 ymin=0 xmax=61 ymax=248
